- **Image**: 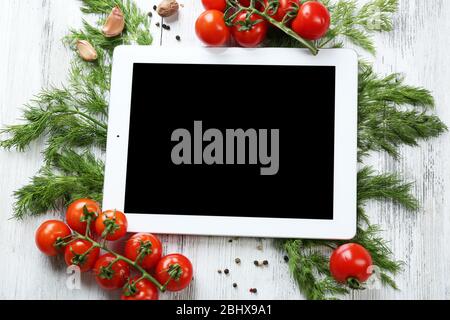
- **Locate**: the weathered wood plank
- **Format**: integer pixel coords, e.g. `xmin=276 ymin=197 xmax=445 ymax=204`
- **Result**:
xmin=0 ymin=0 xmax=449 ymax=299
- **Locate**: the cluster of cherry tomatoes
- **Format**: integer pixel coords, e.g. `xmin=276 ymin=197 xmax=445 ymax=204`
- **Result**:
xmin=196 ymin=0 xmax=331 ymax=47
xmin=35 ymin=198 xmax=193 ymax=300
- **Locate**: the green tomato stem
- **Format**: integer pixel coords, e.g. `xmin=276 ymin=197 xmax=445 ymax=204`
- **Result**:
xmin=226 ymin=1 xmax=319 ymax=55
xmin=74 ymin=232 xmax=166 ymax=292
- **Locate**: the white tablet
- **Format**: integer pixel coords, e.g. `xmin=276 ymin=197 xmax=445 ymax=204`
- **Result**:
xmin=103 ymin=46 xmax=358 ymax=239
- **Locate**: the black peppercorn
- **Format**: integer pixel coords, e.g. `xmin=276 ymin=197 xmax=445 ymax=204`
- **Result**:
xmin=153 ymin=5 xmax=157 ymax=10
xmin=249 ymin=288 xmax=257 ymax=293
xmin=217 ymin=270 xmax=222 ymax=274
xmin=148 ymin=12 xmax=153 ymax=18
xmin=263 ymin=260 xmax=268 ymax=265
xmin=224 ymin=268 xmax=229 ymax=274
xmin=235 ymin=258 xmax=241 ymax=264
xmin=156 ymin=22 xmax=160 ymax=27
xmin=233 ymin=283 xmax=237 ymax=288
xmin=284 ymin=255 xmax=289 ymax=262
xmin=254 ymin=260 xmax=259 ymax=266
xmin=175 ymin=35 xmax=181 ymax=41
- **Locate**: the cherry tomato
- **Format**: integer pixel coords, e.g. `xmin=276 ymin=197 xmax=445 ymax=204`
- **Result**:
xmin=94 ymin=253 xmax=130 ymax=290
xmin=264 ymin=0 xmax=299 ymax=23
xmin=239 ymin=0 xmax=263 ymax=9
xmin=124 ymin=233 xmax=163 ymax=271
xmin=121 ymin=277 xmax=159 ymax=300
xmin=330 ymin=243 xmax=373 ymax=285
xmin=154 ymin=254 xmax=193 ymax=292
xmin=202 ymin=0 xmax=226 ymax=12
xmin=66 ymin=198 xmax=101 ymax=235
xmin=94 ymin=210 xmax=128 ymax=241
xmin=291 ymin=1 xmax=330 ymax=40
xmin=232 ymin=11 xmax=268 ymax=48
xmin=35 ymin=220 xmax=71 ymax=256
xmin=195 ymin=10 xmax=230 ymax=46
xmin=64 ymin=239 xmax=100 ymax=272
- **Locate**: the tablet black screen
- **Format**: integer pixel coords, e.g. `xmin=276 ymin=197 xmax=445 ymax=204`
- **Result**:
xmin=124 ymin=63 xmax=335 ymax=220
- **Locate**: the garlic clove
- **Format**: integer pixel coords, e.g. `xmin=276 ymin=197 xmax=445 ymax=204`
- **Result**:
xmin=102 ymin=6 xmax=125 ymax=38
xmin=76 ymin=40 xmax=98 ymax=62
xmin=157 ymin=0 xmax=179 ymax=18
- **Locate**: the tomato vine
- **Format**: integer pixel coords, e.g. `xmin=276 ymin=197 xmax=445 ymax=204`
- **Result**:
xmin=36 ymin=202 xmax=193 ymax=299
xmin=224 ymin=0 xmax=319 ymax=54
xmin=71 ymin=231 xmax=168 ymax=291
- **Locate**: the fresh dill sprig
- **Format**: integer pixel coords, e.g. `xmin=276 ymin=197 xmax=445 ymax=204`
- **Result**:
xmin=0 ymin=0 xmax=152 ymax=217
xmin=357 ymin=166 xmax=419 ymax=214
xmin=266 ymin=0 xmax=398 ymax=54
xmin=319 ymin=0 xmax=399 ymax=54
xmin=66 ymin=0 xmax=152 ymax=49
xmin=0 ymin=86 xmax=108 ymax=162
xmin=282 ymin=240 xmax=349 ymax=300
xmin=283 ymin=165 xmax=419 ymax=299
xmin=286 ymin=75 xmax=445 ymax=299
xmin=14 ymin=151 xmax=105 ymax=219
xmin=351 ymin=225 xmax=403 ymax=289
xmin=358 ymin=63 xmax=447 ymax=159
xmin=281 ymin=0 xmax=446 ymax=300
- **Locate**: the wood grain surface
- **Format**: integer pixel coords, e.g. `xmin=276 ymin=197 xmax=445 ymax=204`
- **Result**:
xmin=0 ymin=0 xmax=449 ymax=300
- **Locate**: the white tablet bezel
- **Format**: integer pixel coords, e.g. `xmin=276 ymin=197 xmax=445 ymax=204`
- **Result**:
xmin=103 ymin=46 xmax=358 ymax=240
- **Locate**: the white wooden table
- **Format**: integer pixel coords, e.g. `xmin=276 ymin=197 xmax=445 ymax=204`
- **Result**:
xmin=1 ymin=0 xmax=450 ymax=300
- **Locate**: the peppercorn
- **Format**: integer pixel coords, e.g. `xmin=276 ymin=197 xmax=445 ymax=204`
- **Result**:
xmin=233 ymin=283 xmax=237 ymax=288
xmin=284 ymin=255 xmax=289 ymax=262
xmin=254 ymin=260 xmax=259 ymax=266
xmin=162 ymin=24 xmax=170 ymax=30
xmin=153 ymin=5 xmax=157 ymax=10
xmin=228 ymin=239 xmax=233 ymax=243
xmin=235 ymin=258 xmax=241 ymax=264
xmin=175 ymin=35 xmax=181 ymax=41
xmin=156 ymin=22 xmax=160 ymax=27
xmin=148 ymin=11 xmax=153 ymax=18
xmin=263 ymin=260 xmax=269 ymax=265
xmin=218 ymin=270 xmax=222 ymax=274
xmin=224 ymin=268 xmax=229 ymax=275
xmin=249 ymin=288 xmax=257 ymax=293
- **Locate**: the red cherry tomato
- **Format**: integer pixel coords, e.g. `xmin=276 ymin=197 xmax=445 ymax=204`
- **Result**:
xmin=264 ymin=0 xmax=299 ymax=23
xmin=35 ymin=220 xmax=71 ymax=256
xmin=66 ymin=198 xmax=101 ymax=235
xmin=94 ymin=253 xmax=130 ymax=290
xmin=155 ymin=254 xmax=193 ymax=292
xmin=330 ymin=243 xmax=373 ymax=285
xmin=202 ymin=0 xmax=227 ymax=12
xmin=195 ymin=10 xmax=230 ymax=46
xmin=232 ymin=11 xmax=268 ymax=48
xmin=124 ymin=233 xmax=163 ymax=271
xmin=64 ymin=239 xmax=100 ymax=272
xmin=94 ymin=210 xmax=128 ymax=241
xmin=291 ymin=1 xmax=330 ymax=40
xmin=121 ymin=277 xmax=159 ymax=300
